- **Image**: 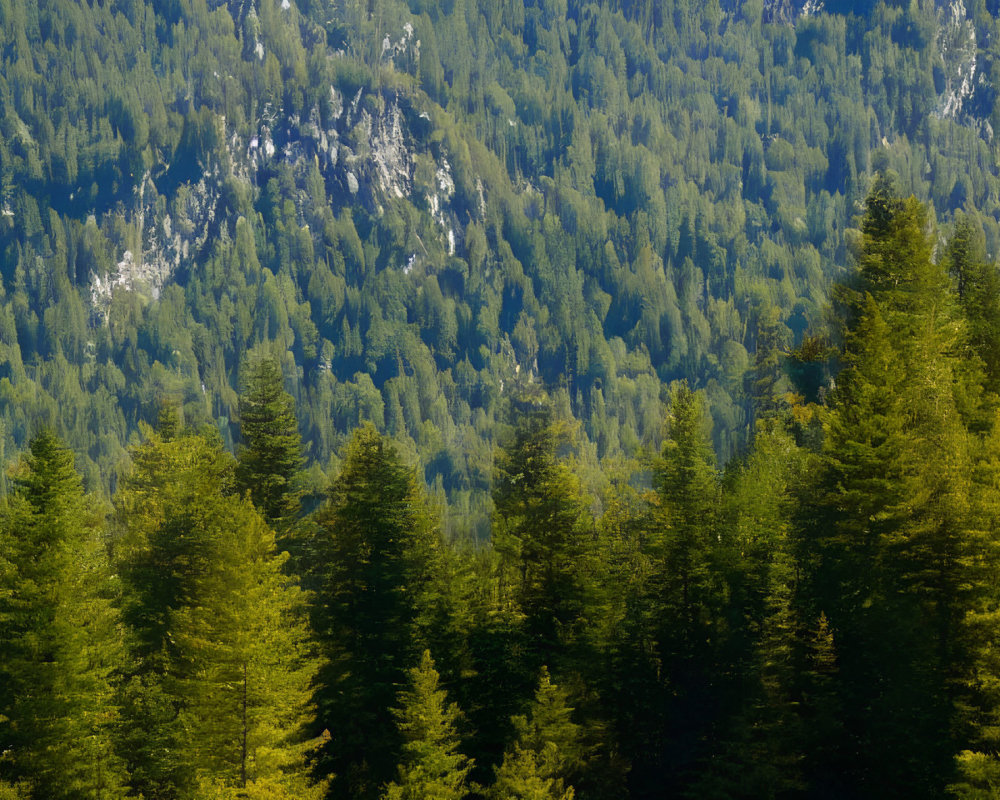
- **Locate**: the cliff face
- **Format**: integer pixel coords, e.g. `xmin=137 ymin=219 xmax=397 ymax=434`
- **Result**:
xmin=935 ymin=0 xmax=977 ymax=120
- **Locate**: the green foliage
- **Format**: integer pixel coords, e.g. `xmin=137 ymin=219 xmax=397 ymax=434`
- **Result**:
xmin=799 ymin=179 xmax=977 ymax=798
xmin=0 ymin=430 xmax=126 ymax=799
xmin=310 ymin=423 xmax=447 ymax=800
xmin=114 ymin=427 xmax=322 ymax=798
xmin=236 ymin=354 xmax=304 ymax=529
xmin=382 ymin=650 xmax=473 ymax=800
xmin=489 ymin=668 xmax=582 ymax=800
xmin=492 ymin=399 xmax=597 ymax=672
xmin=6 ymin=1 xmax=1000 ymax=798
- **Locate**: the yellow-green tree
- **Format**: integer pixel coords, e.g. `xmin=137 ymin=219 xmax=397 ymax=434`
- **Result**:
xmin=0 ymin=431 xmax=126 ymax=800
xmin=382 ymin=650 xmax=473 ymax=800
xmin=114 ymin=427 xmax=323 ymax=799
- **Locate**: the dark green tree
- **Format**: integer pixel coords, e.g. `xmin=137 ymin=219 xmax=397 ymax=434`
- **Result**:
xmin=800 ymin=177 xmax=977 ymax=798
xmin=640 ymin=382 xmax=731 ymax=795
xmin=492 ymin=399 xmax=598 ymax=676
xmin=310 ymin=424 xmax=444 ymax=800
xmin=236 ymin=356 xmax=304 ymax=530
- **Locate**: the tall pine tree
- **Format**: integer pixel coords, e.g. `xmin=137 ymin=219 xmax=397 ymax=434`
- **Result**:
xmin=800 ymin=176 xmax=977 ymax=798
xmin=236 ymin=355 xmax=304 ymax=530
xmin=114 ymin=427 xmax=322 ymax=799
xmin=310 ymin=424 xmax=445 ymax=800
xmin=0 ymin=430 xmax=127 ymax=799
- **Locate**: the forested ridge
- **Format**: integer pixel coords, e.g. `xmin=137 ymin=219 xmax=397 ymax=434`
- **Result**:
xmin=7 ymin=0 xmax=1000 ymax=796
xmin=7 ymin=178 xmax=1000 ymax=797
xmin=4 ymin=0 xmax=1000 ymax=529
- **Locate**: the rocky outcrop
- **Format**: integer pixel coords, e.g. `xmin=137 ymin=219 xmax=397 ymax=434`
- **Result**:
xmin=935 ymin=0 xmax=977 ymax=120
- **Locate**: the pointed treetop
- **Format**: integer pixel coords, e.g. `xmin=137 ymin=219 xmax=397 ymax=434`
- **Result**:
xmin=382 ymin=649 xmax=473 ymax=800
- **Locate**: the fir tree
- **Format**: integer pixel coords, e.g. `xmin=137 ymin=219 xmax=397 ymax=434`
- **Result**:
xmin=114 ymin=427 xmax=322 ymax=799
xmin=642 ymin=383 xmax=730 ymax=794
xmin=490 ymin=668 xmax=583 ymax=800
xmin=0 ymin=430 xmax=127 ymax=799
xmin=236 ymin=355 xmax=304 ymax=529
xmin=310 ymin=424 xmax=444 ymax=800
xmin=801 ymin=176 xmax=977 ymax=798
xmin=382 ymin=650 xmax=473 ymax=800
xmin=492 ymin=398 xmax=597 ymax=676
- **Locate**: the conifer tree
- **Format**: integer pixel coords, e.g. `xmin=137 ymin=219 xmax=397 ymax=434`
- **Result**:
xmin=643 ymin=382 xmax=730 ymax=792
xmin=382 ymin=650 xmax=473 ymax=800
xmin=114 ymin=427 xmax=322 ymax=799
xmin=944 ymin=215 xmax=1000 ymax=398
xmin=0 ymin=430 xmax=127 ymax=799
xmin=801 ymin=176 xmax=977 ymax=798
xmin=492 ymin=398 xmax=597 ymax=676
xmin=490 ymin=668 xmax=583 ymax=800
xmin=310 ymin=424 xmax=445 ymax=800
xmin=236 ymin=355 xmax=304 ymax=529
xmin=689 ymin=420 xmax=807 ymax=799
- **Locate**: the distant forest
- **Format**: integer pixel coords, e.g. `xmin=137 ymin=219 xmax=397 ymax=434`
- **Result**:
xmin=3 ymin=0 xmax=1000 ymax=533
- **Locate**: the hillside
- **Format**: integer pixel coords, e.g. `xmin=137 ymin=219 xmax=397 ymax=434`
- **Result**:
xmin=1 ymin=0 xmax=999 ymax=525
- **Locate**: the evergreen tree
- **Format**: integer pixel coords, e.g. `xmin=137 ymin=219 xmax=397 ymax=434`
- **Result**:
xmin=236 ymin=356 xmax=304 ymax=529
xmin=310 ymin=424 xmax=444 ymax=800
xmin=492 ymin=398 xmax=597 ymax=677
xmin=950 ymin=413 xmax=1000 ymax=798
xmin=800 ymin=177 xmax=977 ymax=798
xmin=382 ymin=650 xmax=473 ymax=800
xmin=490 ymin=668 xmax=583 ymax=800
xmin=114 ymin=427 xmax=322 ymax=799
xmin=0 ymin=430 xmax=127 ymax=799
xmin=641 ymin=382 xmax=731 ymax=794
xmin=688 ymin=420 xmax=807 ymax=798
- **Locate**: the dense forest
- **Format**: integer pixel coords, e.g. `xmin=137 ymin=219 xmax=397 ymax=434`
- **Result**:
xmin=4 ymin=0 xmax=1000 ymax=533
xmin=6 ymin=0 xmax=1000 ymax=795
xmin=6 ymin=177 xmax=1000 ymax=798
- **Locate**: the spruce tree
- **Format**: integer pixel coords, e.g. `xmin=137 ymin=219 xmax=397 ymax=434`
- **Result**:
xmin=310 ymin=424 xmax=444 ymax=799
xmin=801 ymin=176 xmax=977 ymax=798
xmin=643 ymin=382 xmax=730 ymax=793
xmin=687 ymin=420 xmax=807 ymax=799
xmin=114 ymin=427 xmax=322 ymax=799
xmin=0 ymin=430 xmax=127 ymax=799
xmin=491 ymin=398 xmax=597 ymax=676
xmin=236 ymin=355 xmax=304 ymax=529
xmin=490 ymin=668 xmax=583 ymax=800
xmin=381 ymin=650 xmax=473 ymax=800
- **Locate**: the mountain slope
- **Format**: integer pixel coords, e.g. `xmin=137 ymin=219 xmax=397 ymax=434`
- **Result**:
xmin=0 ymin=0 xmax=998 ymax=530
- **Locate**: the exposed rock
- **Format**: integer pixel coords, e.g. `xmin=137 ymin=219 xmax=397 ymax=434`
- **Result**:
xmin=935 ymin=0 xmax=976 ymax=120
xmin=366 ymin=101 xmax=411 ymax=199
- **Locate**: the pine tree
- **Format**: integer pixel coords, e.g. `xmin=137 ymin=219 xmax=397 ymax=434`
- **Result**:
xmin=114 ymin=427 xmax=322 ymax=799
xmin=490 ymin=668 xmax=583 ymax=800
xmin=492 ymin=398 xmax=597 ymax=676
xmin=310 ymin=424 xmax=445 ymax=800
xmin=687 ymin=420 xmax=807 ymax=799
xmin=643 ymin=382 xmax=730 ymax=793
xmin=236 ymin=355 xmax=304 ymax=529
xmin=801 ymin=176 xmax=977 ymax=798
xmin=950 ymin=412 xmax=1000 ymax=798
xmin=0 ymin=430 xmax=127 ymax=799
xmin=169 ymin=496 xmax=323 ymax=798
xmin=944 ymin=214 xmax=1000 ymax=398
xmin=652 ymin=382 xmax=723 ymax=656
xmin=381 ymin=650 xmax=473 ymax=800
